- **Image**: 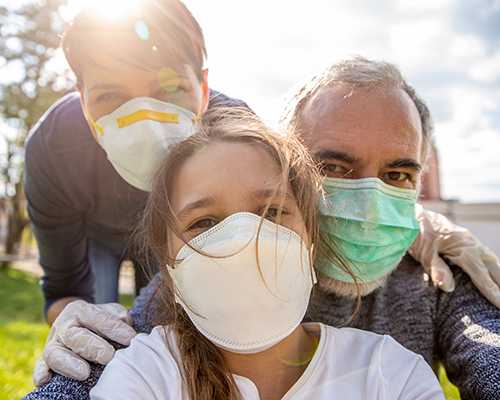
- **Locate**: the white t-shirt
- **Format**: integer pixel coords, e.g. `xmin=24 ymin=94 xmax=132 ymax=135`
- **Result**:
xmin=90 ymin=323 xmax=445 ymax=400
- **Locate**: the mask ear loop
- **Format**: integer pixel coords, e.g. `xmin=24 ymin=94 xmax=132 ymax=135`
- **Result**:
xmin=309 ymin=244 xmax=318 ymax=284
xmin=86 ymin=111 xmax=104 ymax=136
xmin=191 ymin=84 xmax=205 ymax=123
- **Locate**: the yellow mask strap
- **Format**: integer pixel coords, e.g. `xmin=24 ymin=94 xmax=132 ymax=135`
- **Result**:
xmin=87 ymin=91 xmax=203 ymax=132
xmin=192 ymin=94 xmax=203 ymax=123
xmin=86 ymin=112 xmax=104 ymax=136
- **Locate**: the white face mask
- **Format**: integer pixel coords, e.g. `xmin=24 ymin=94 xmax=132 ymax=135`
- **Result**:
xmin=89 ymin=97 xmax=200 ymax=191
xmin=169 ymin=212 xmax=316 ymax=354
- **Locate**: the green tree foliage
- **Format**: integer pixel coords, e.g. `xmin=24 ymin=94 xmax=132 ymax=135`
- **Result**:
xmin=0 ymin=0 xmax=73 ymax=263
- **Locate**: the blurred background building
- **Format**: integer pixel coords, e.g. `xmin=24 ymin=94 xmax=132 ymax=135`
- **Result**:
xmin=419 ymin=145 xmax=500 ymax=257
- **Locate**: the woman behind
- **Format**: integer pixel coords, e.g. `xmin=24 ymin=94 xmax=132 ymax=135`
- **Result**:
xmin=90 ymin=110 xmax=444 ymax=400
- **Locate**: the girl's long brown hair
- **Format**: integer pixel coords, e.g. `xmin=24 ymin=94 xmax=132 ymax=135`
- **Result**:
xmin=133 ymin=108 xmax=357 ymax=399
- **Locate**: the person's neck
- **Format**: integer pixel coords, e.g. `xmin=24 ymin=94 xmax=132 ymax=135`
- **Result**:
xmin=218 ymin=325 xmax=319 ymax=400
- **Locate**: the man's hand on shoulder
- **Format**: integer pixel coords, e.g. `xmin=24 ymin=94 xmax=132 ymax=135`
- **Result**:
xmin=409 ymin=203 xmax=500 ymax=309
xmin=34 ymin=300 xmax=137 ymax=387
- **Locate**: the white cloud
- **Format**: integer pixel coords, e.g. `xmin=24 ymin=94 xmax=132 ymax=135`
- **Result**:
xmin=445 ymin=86 xmax=497 ymax=129
xmin=469 ymin=52 xmax=500 ymax=82
xmin=389 ymin=18 xmax=456 ymax=71
xmin=395 ymin=0 xmax=454 ymax=13
xmin=434 ymin=85 xmax=500 ymax=202
xmin=448 ymin=35 xmax=486 ymax=61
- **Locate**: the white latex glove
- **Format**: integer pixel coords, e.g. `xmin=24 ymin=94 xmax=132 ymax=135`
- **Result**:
xmin=33 ymin=300 xmax=137 ymax=387
xmin=409 ymin=203 xmax=500 ymax=309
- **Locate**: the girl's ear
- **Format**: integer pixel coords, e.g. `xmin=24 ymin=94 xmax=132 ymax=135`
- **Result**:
xmin=201 ymin=69 xmax=209 ymax=113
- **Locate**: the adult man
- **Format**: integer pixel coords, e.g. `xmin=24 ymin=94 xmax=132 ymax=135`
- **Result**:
xmin=26 ymin=58 xmax=500 ymax=399
xmin=282 ymin=56 xmax=500 ymax=399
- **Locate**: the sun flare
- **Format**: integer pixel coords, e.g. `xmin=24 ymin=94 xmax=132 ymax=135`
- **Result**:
xmin=68 ymin=0 xmax=144 ymax=21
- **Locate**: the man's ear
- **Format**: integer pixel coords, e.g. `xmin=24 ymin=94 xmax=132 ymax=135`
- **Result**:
xmin=201 ymin=68 xmax=209 ymax=113
xmin=77 ymin=88 xmax=85 ymax=113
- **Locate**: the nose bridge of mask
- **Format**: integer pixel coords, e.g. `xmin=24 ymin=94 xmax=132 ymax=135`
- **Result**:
xmin=95 ymin=97 xmax=197 ymax=132
xmin=176 ymin=212 xmax=305 ymax=260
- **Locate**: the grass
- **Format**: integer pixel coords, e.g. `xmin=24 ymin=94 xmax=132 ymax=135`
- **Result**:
xmin=0 ymin=266 xmax=133 ymax=400
xmin=439 ymin=364 xmax=461 ymax=400
xmin=0 ymin=266 xmax=459 ymax=400
xmin=0 ymin=267 xmax=49 ymax=400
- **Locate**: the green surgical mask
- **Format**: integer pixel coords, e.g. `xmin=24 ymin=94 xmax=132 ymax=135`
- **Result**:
xmin=317 ymin=177 xmax=420 ymax=283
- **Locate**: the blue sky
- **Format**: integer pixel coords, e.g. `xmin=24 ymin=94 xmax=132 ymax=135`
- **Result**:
xmin=32 ymin=0 xmax=500 ymax=203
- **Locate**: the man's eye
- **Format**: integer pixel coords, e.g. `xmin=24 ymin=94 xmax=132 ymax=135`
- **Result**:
xmin=187 ymin=219 xmax=216 ymax=231
xmin=96 ymin=93 xmax=123 ymax=103
xmin=387 ymin=172 xmax=408 ymax=181
xmin=322 ymin=164 xmax=342 ymax=173
xmin=160 ymin=88 xmax=188 ymax=103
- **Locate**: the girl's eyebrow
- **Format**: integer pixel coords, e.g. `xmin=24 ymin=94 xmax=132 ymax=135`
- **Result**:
xmin=253 ymin=188 xmax=296 ymax=203
xmin=176 ymin=196 xmax=218 ymax=219
xmin=176 ymin=189 xmax=297 ymax=219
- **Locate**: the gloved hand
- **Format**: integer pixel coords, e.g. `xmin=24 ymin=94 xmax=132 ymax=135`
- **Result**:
xmin=409 ymin=203 xmax=500 ymax=308
xmin=33 ymin=300 xmax=137 ymax=387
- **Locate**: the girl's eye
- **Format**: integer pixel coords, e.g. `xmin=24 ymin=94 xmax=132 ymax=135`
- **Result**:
xmin=187 ymin=218 xmax=217 ymax=231
xmin=260 ymin=206 xmax=284 ymax=222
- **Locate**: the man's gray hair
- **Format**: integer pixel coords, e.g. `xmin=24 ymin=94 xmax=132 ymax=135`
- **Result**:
xmin=281 ymin=56 xmax=433 ymax=163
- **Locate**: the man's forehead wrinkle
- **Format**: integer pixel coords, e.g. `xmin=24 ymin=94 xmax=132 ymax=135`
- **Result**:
xmin=296 ymin=96 xmax=325 ymax=133
xmin=304 ymin=86 xmax=344 ymax=117
xmin=320 ymin=127 xmax=420 ymax=143
xmin=298 ymin=83 xmax=423 ymax=158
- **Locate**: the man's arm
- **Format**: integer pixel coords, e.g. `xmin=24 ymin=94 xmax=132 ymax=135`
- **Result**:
xmin=410 ymin=204 xmax=500 ymax=308
xmin=23 ymin=95 xmax=138 ymax=387
xmin=25 ymin=276 xmax=161 ymax=398
xmin=436 ymin=265 xmax=500 ymax=399
xmin=25 ymin=93 xmax=97 ymax=318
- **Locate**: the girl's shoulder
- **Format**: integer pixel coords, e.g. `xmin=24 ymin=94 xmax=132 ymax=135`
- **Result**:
xmin=293 ymin=323 xmax=444 ymax=400
xmin=90 ymin=326 xmax=185 ymax=400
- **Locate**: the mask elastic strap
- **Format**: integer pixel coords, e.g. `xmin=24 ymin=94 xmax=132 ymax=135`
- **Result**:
xmin=86 ymin=111 xmax=104 ymax=136
xmin=191 ymin=85 xmax=204 ymax=123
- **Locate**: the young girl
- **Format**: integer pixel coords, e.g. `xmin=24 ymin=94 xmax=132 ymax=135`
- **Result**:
xmin=90 ymin=111 xmax=444 ymax=400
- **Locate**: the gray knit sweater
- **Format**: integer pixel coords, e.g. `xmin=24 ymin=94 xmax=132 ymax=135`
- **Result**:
xmin=23 ymin=255 xmax=500 ymax=399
